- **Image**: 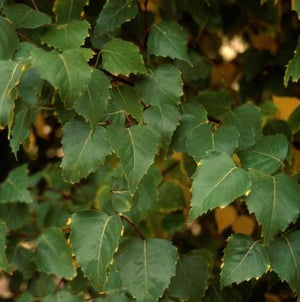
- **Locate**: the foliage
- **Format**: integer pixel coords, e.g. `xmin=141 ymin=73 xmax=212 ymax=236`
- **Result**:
xmin=0 ymin=0 xmax=299 ymax=301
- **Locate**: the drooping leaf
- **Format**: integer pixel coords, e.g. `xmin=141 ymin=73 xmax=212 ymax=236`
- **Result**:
xmin=43 ymin=289 xmax=84 ymax=302
xmin=54 ymin=0 xmax=88 ymax=22
xmin=3 ymin=3 xmax=51 ymax=29
xmin=105 ymin=125 xmax=159 ymax=193
xmin=0 ymin=60 xmax=23 ymax=127
xmin=0 ymin=16 xmax=19 ymax=59
xmin=36 ymin=227 xmax=76 ymax=279
xmin=220 ymin=234 xmax=269 ymax=287
xmin=115 ymin=238 xmax=178 ymax=302
xmin=101 ymin=39 xmax=146 ymax=76
xmin=137 ymin=64 xmax=183 ymax=106
xmin=95 ymin=0 xmax=138 ymax=36
xmin=0 ymin=221 xmax=10 ymax=272
xmin=284 ymin=37 xmax=300 ymax=86
xmin=246 ymin=172 xmax=300 ymax=243
xmin=32 ymin=48 xmax=92 ymax=108
xmin=75 ymin=69 xmax=110 ymax=129
xmin=147 ymin=20 xmax=190 ymax=63
xmin=189 ymin=151 xmax=251 ymax=220
xmin=61 ymin=120 xmax=111 ymax=183
xmin=110 ymin=85 xmax=143 ymax=123
xmin=70 ymin=210 xmax=123 ymax=291
xmin=267 ymin=230 xmax=300 ymax=295
xmin=41 ymin=20 xmax=90 ymax=51
xmin=239 ymin=134 xmax=288 ymax=174
xmin=0 ymin=164 xmax=31 ymax=203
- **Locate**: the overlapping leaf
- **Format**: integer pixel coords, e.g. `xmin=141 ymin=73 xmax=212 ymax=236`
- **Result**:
xmin=284 ymin=37 xmax=300 ymax=85
xmin=0 ymin=221 xmax=9 ymax=272
xmin=54 ymin=0 xmax=88 ymax=22
xmin=0 ymin=16 xmax=19 ymax=59
xmin=43 ymin=289 xmax=84 ymax=302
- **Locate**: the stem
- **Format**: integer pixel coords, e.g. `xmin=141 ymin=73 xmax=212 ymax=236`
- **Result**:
xmin=30 ymin=0 xmax=39 ymax=11
xmin=119 ymin=214 xmax=146 ymax=240
xmin=99 ymin=67 xmax=134 ymax=86
xmin=142 ymin=0 xmax=149 ymax=52
xmin=17 ymin=32 xmax=33 ymax=43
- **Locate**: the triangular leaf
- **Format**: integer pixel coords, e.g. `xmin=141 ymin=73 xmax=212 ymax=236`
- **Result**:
xmin=105 ymin=125 xmax=159 ymax=193
xmin=115 ymin=238 xmax=178 ymax=302
xmin=189 ymin=151 xmax=251 ymax=220
xmin=0 ymin=221 xmax=10 ymax=272
xmin=36 ymin=227 xmax=76 ymax=279
xmin=0 ymin=16 xmax=19 ymax=59
xmin=53 ymin=0 xmax=88 ymax=22
xmin=70 ymin=210 xmax=123 ymax=291
xmin=61 ymin=120 xmax=111 ymax=183
xmin=220 ymin=234 xmax=269 ymax=287
xmin=284 ymin=37 xmax=300 ymax=86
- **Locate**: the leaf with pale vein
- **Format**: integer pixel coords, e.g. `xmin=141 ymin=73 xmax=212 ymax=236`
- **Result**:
xmin=0 ymin=221 xmax=10 ymax=272
xmin=43 ymin=289 xmax=84 ymax=302
xmin=54 ymin=0 xmax=88 ymax=22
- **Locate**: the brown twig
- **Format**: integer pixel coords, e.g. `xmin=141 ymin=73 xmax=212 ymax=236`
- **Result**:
xmin=30 ymin=0 xmax=39 ymax=11
xmin=99 ymin=67 xmax=134 ymax=86
xmin=119 ymin=214 xmax=146 ymax=240
xmin=17 ymin=32 xmax=33 ymax=43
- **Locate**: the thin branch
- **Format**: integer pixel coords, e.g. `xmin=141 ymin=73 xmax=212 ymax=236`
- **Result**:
xmin=17 ymin=32 xmax=33 ymax=43
xmin=99 ymin=67 xmax=134 ymax=86
xmin=142 ymin=0 xmax=149 ymax=52
xmin=30 ymin=0 xmax=39 ymax=11
xmin=119 ymin=214 xmax=146 ymax=240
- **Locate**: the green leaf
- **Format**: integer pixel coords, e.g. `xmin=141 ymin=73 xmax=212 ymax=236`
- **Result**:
xmin=288 ymin=106 xmax=300 ymax=133
xmin=137 ymin=65 xmax=183 ymax=106
xmin=70 ymin=210 xmax=123 ymax=291
xmin=267 ymin=230 xmax=300 ymax=295
xmin=239 ymin=135 xmax=288 ymax=174
xmin=0 ymin=16 xmax=19 ymax=59
xmin=32 ymin=48 xmax=92 ymax=108
xmin=147 ymin=20 xmax=190 ymax=63
xmin=144 ymin=104 xmax=180 ymax=148
xmin=246 ymin=173 xmax=300 ymax=243
xmin=0 ymin=164 xmax=31 ymax=203
xmin=110 ymin=85 xmax=143 ymax=123
xmin=0 ymin=221 xmax=10 ymax=272
xmin=3 ymin=3 xmax=51 ymax=29
xmin=36 ymin=227 xmax=76 ymax=279
xmin=284 ymin=37 xmax=300 ymax=86
xmin=0 ymin=60 xmax=23 ymax=127
xmin=115 ymin=238 xmax=178 ymax=302
xmin=169 ymin=250 xmax=211 ymax=301
xmin=43 ymin=289 xmax=84 ymax=302
xmin=220 ymin=234 xmax=269 ymax=287
xmin=105 ymin=125 xmax=159 ymax=193
xmin=61 ymin=120 xmax=111 ymax=183
xmin=0 ymin=204 xmax=29 ymax=230
xmin=75 ymin=69 xmax=110 ymax=129
xmin=189 ymin=151 xmax=251 ymax=220
xmin=95 ymin=0 xmax=138 ymax=36
xmin=41 ymin=20 xmax=90 ymax=51
xmin=101 ymin=39 xmax=146 ymax=76
xmin=54 ymin=0 xmax=88 ymax=22
xmin=186 ymin=124 xmax=239 ymax=162
xmin=223 ymin=104 xmax=262 ymax=151
xmin=263 ymin=119 xmax=292 ymax=141
xmin=16 ymin=292 xmax=35 ymax=302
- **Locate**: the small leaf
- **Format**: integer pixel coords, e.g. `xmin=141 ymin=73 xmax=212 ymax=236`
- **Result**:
xmin=267 ymin=230 xmax=300 ymax=295
xmin=189 ymin=151 xmax=251 ymax=220
xmin=0 ymin=16 xmax=19 ymax=59
xmin=101 ymin=38 xmax=146 ymax=76
xmin=36 ymin=227 xmax=76 ymax=279
xmin=53 ymin=0 xmax=88 ymax=22
xmin=239 ymin=134 xmax=288 ymax=174
xmin=0 ymin=221 xmax=10 ymax=272
xmin=105 ymin=125 xmax=159 ymax=193
xmin=75 ymin=69 xmax=110 ymax=129
xmin=95 ymin=0 xmax=138 ymax=36
xmin=115 ymin=238 xmax=178 ymax=302
xmin=70 ymin=210 xmax=123 ymax=291
xmin=0 ymin=164 xmax=31 ymax=203
xmin=61 ymin=120 xmax=111 ymax=183
xmin=41 ymin=20 xmax=90 ymax=51
xmin=246 ymin=173 xmax=300 ymax=243
xmin=3 ymin=3 xmax=51 ymax=29
xmin=220 ymin=234 xmax=269 ymax=287
xmin=284 ymin=37 xmax=300 ymax=86
xmin=147 ymin=20 xmax=190 ymax=63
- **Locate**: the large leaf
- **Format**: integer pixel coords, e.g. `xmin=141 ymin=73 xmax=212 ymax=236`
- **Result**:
xmin=61 ymin=120 xmax=111 ymax=183
xmin=0 ymin=221 xmax=10 ymax=272
xmin=239 ymin=135 xmax=288 ymax=174
xmin=137 ymin=64 xmax=183 ymax=106
xmin=105 ymin=125 xmax=159 ymax=193
xmin=3 ymin=3 xmax=51 ymax=29
xmin=101 ymin=39 xmax=146 ymax=76
xmin=75 ymin=69 xmax=110 ymax=129
xmin=0 ymin=16 xmax=19 ymax=59
xmin=43 ymin=289 xmax=84 ymax=302
xmin=220 ymin=234 xmax=269 ymax=287
xmin=147 ymin=20 xmax=190 ymax=63
xmin=169 ymin=250 xmax=211 ymax=301
xmin=95 ymin=0 xmax=138 ymax=36
xmin=284 ymin=37 xmax=300 ymax=86
xmin=267 ymin=230 xmax=300 ymax=295
xmin=0 ymin=60 xmax=23 ymax=127
xmin=246 ymin=172 xmax=300 ymax=243
xmin=70 ymin=210 xmax=123 ymax=291
xmin=32 ymin=48 xmax=92 ymax=108
xmin=0 ymin=164 xmax=31 ymax=203
xmin=189 ymin=151 xmax=251 ymax=220
xmin=115 ymin=238 xmax=178 ymax=302
xmin=36 ymin=227 xmax=76 ymax=279
xmin=54 ymin=0 xmax=88 ymax=22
